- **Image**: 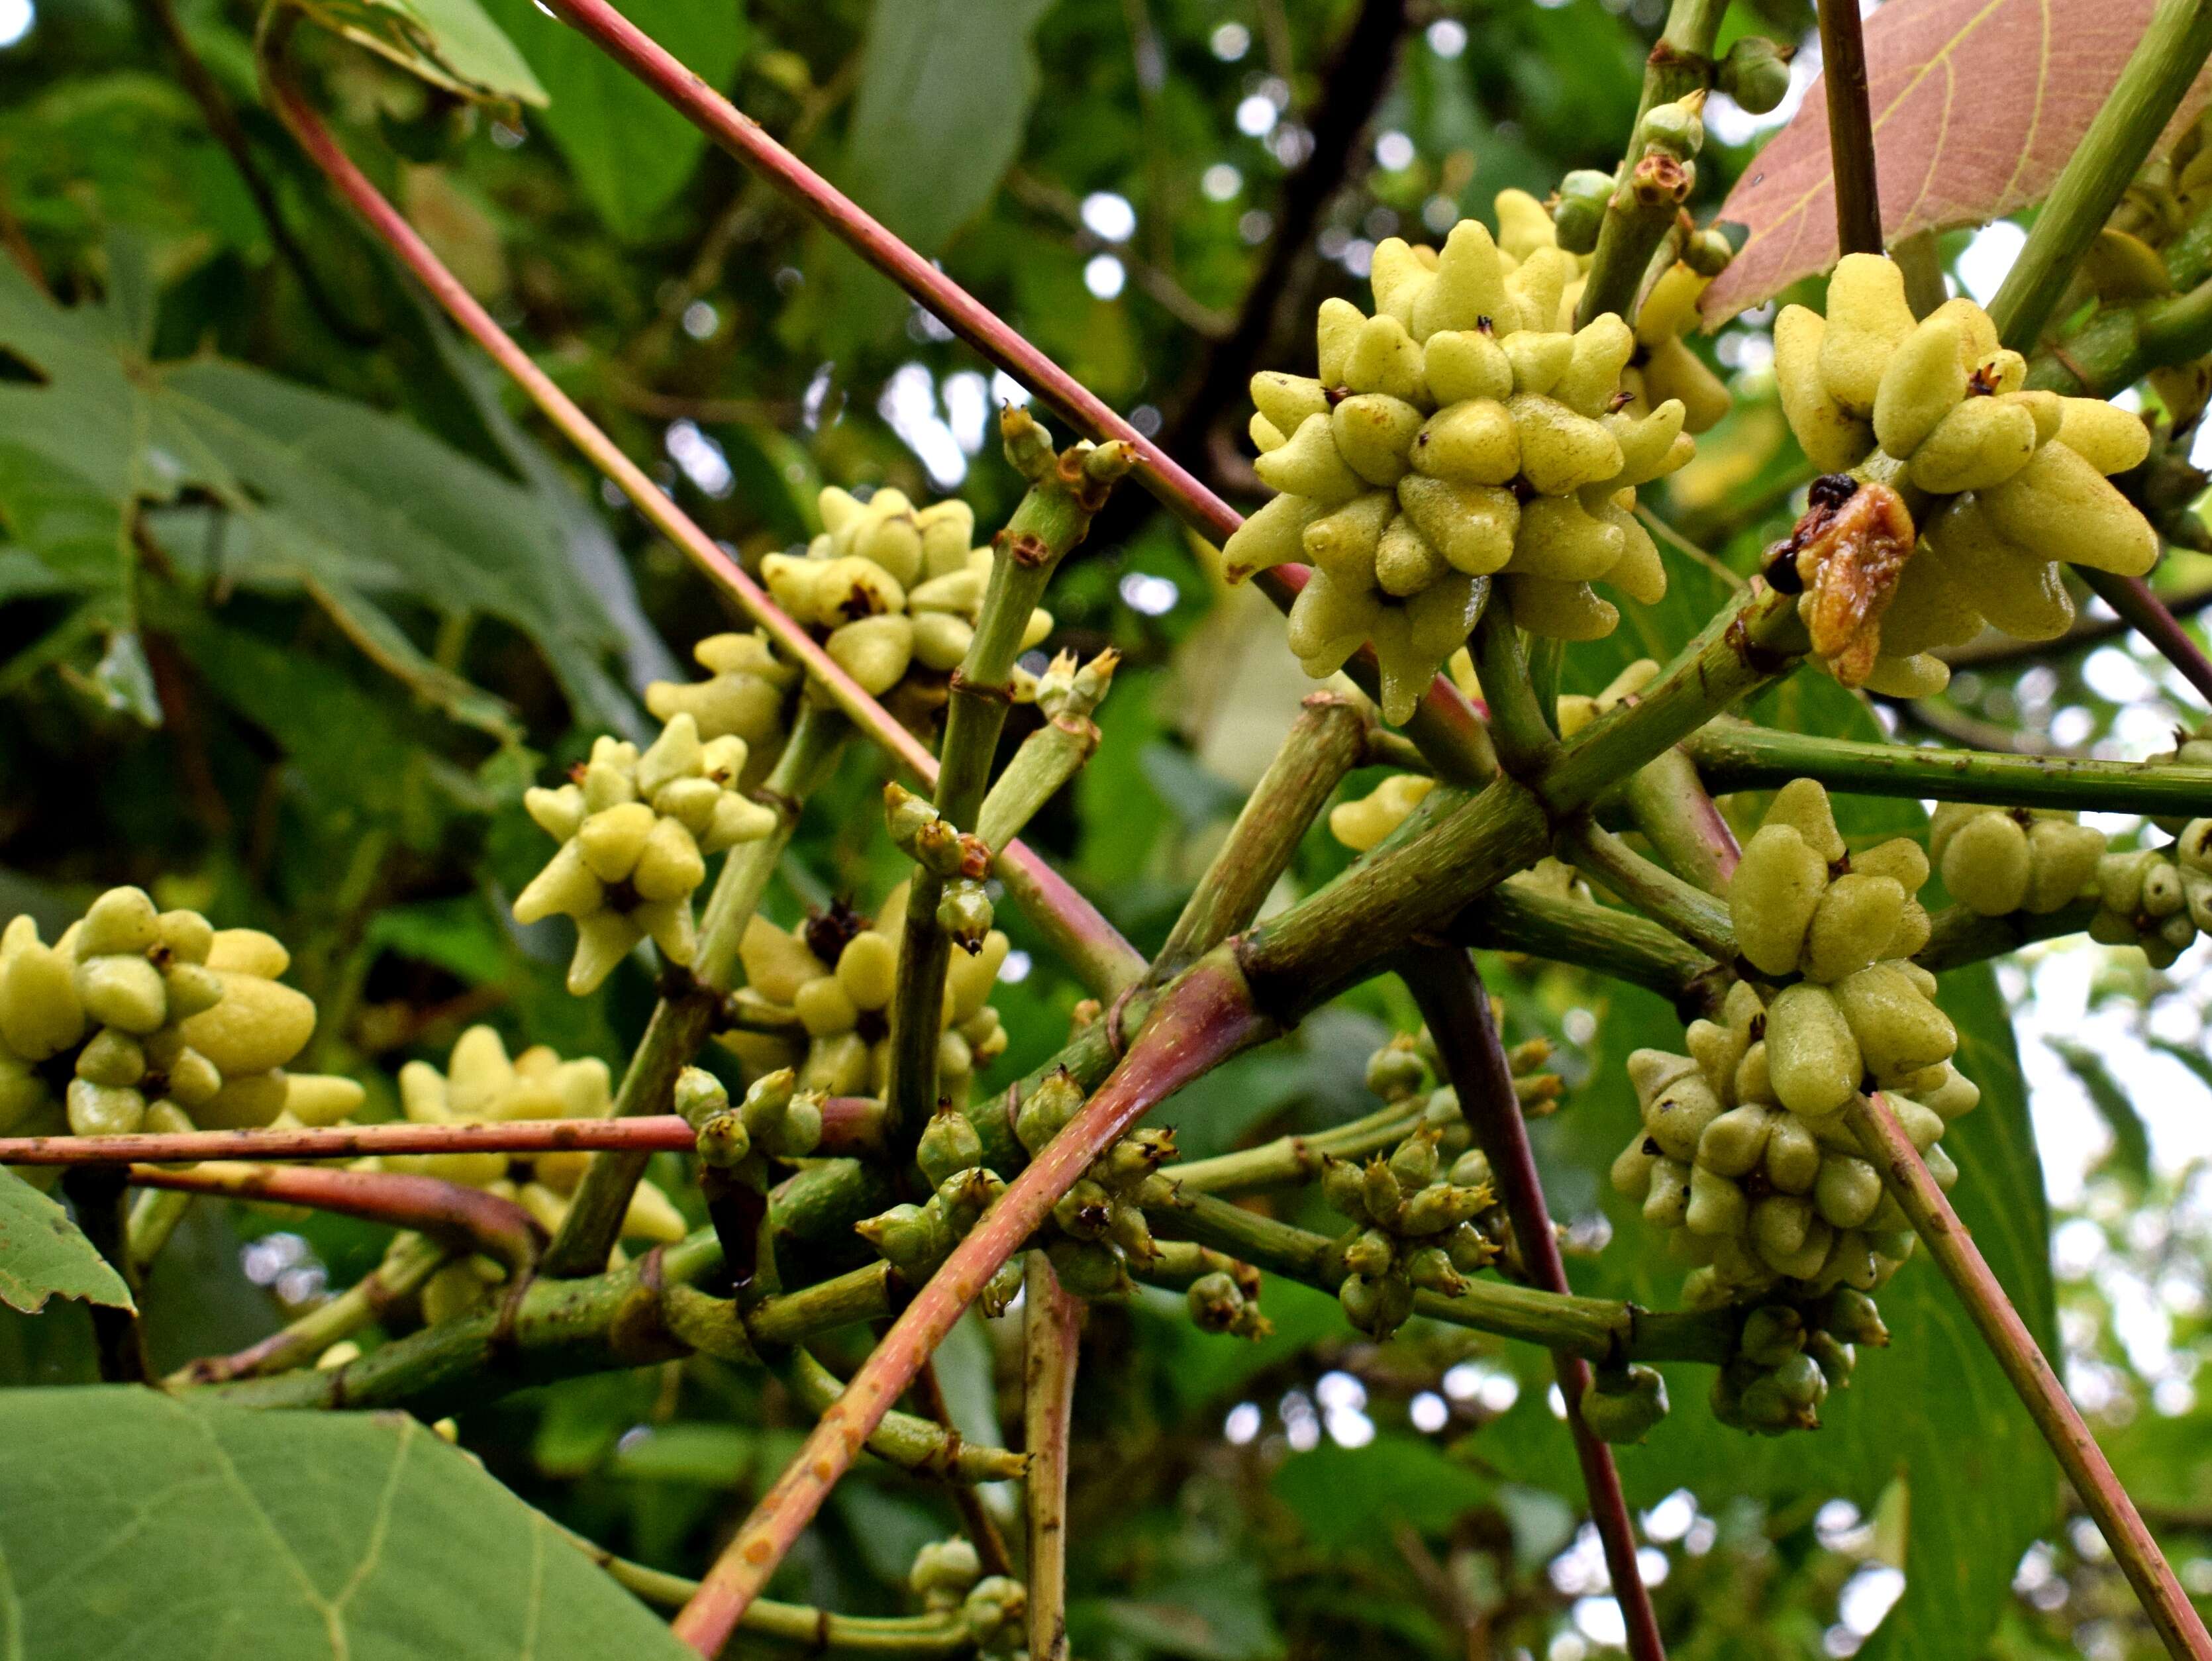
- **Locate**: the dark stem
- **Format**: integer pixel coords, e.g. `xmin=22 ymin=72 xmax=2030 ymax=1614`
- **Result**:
xmin=911 ymin=1358 xmax=1017 ymax=1578
xmin=62 ymin=1166 xmax=147 ymax=1384
xmin=1404 ymin=946 xmax=1665 ymax=1661
xmin=2077 ymin=568 xmax=2212 ymax=706
xmin=1815 ymin=0 xmax=1882 ymax=257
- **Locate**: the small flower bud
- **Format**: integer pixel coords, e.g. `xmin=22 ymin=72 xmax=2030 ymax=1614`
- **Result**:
xmin=675 ymin=1066 xmax=731 ymax=1131
xmin=1719 ymin=35 xmax=1795 ymax=116
xmin=1015 ymin=1066 xmax=1085 ymax=1154
xmin=1580 ymin=1364 xmax=1670 ymax=1444
xmin=938 ymin=881 xmax=995 ymax=952
xmin=1553 ymin=168 xmax=1614 ymax=254
xmin=1365 ymin=1034 xmax=1429 ymax=1101
xmin=1738 ymin=1304 xmax=1807 ymax=1366
xmin=917 ymin=1105 xmax=985 ymax=1189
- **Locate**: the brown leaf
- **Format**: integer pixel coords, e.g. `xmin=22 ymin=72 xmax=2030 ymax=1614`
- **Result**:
xmin=1700 ymin=0 xmax=2212 ymax=325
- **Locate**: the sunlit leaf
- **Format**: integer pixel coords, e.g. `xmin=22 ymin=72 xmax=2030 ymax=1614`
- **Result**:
xmin=0 ymin=1169 xmax=133 ymax=1317
xmin=1702 ymin=0 xmax=2212 ymax=323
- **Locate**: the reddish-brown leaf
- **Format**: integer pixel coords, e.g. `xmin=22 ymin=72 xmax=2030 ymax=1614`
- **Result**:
xmin=1700 ymin=0 xmax=2212 ymax=325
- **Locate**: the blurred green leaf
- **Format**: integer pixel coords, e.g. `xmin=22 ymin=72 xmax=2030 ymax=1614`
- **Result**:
xmin=477 ymin=0 xmax=747 ymax=239
xmin=2054 ymin=1040 xmax=2152 ymax=1181
xmin=293 ymin=0 xmax=548 ymax=107
xmin=1271 ymin=1434 xmax=1493 ymax=1550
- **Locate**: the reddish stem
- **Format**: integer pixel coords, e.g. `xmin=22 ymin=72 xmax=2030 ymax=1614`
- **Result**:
xmin=1815 ymin=0 xmax=1883 ymax=258
xmin=523 ymin=0 xmax=1494 ymax=785
xmin=0 ymin=1105 xmax=880 ymax=1167
xmin=128 ymin=1162 xmax=541 ymax=1272
xmin=1405 ymin=944 xmax=1667 ymax=1661
xmin=671 ymin=955 xmax=1273 ymax=1652
xmin=1846 ymin=1092 xmax=2212 ymax=1661
xmin=2081 ymin=568 xmax=2212 ymax=706
xmin=258 ymin=47 xmax=1137 ymax=993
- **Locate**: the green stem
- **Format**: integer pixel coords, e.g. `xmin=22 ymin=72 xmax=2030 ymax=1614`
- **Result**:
xmin=885 ymin=419 xmax=1131 ymax=1152
xmin=1843 ymin=1091 xmax=2212 ymax=1658
xmin=1158 ymin=1190 xmax=1731 ymax=1363
xmin=1022 ymin=1251 xmax=1082 ymax=1661
xmin=1917 ymin=899 xmax=2100 ymax=973
xmin=170 ymin=1233 xmax=450 ymax=1386
xmin=1453 ymin=882 xmax=1726 ymax=1019
xmin=1168 ymin=1101 xmax=1425 ymax=1194
xmin=190 ymin=1235 xmax=893 ymax=1415
xmin=1621 ymin=747 xmax=1741 ymax=895
xmin=1558 ymin=820 xmax=1737 ymax=965
xmin=2028 ymin=276 xmax=2212 ymax=395
xmin=1682 ymin=718 xmax=2212 ymax=816
xmin=1988 ymin=0 xmax=2212 ymax=350
xmin=1471 ymin=597 xmax=1562 ymax=776
xmin=1152 ymin=691 xmax=1368 ymax=981
xmin=564 ymin=1529 xmax=977 ymax=1652
xmin=543 ymin=702 xmax=848 ymax=1278
xmin=1576 ymin=0 xmax=1725 ymax=327
xmin=777 ymin=1346 xmax=1030 ymax=1484
xmin=977 ymin=715 xmax=1098 ymax=854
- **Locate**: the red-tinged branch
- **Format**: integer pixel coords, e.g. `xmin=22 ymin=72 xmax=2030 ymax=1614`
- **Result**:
xmin=258 ymin=38 xmax=1139 ymax=1006
xmin=526 ymin=0 xmax=1495 ymax=788
xmin=1406 ymin=945 xmax=1667 ymax=1661
xmin=670 ymin=953 xmax=1275 ymax=1652
xmin=0 ymin=1108 xmax=874 ymax=1167
xmin=1023 ymin=1252 xmax=1084 ymax=1661
xmin=2078 ymin=568 xmax=2212 ymax=707
xmin=1842 ymin=1092 xmax=2212 ymax=1661
xmin=1815 ymin=0 xmax=1882 ymax=258
xmin=128 ymin=1162 xmax=542 ymax=1274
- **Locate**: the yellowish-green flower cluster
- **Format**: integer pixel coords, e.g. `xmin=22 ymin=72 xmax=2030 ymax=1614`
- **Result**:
xmin=0 ymin=887 xmax=359 ymax=1148
xmin=515 ymin=715 xmax=779 ymax=995
xmin=2091 ymin=821 xmax=2212 ymax=968
xmin=1929 ymin=804 xmax=2107 ymax=917
xmin=1774 ymin=254 xmax=2158 ymax=695
xmin=762 ymin=486 xmax=1051 ymax=698
xmin=644 ymin=631 xmax=794 ymax=756
xmin=1221 ymin=197 xmax=1697 ymax=723
xmin=362 ymin=1026 xmax=687 ymax=1319
xmin=909 ymin=1538 xmax=1026 ymax=1655
xmin=727 ymin=884 xmax=1007 ymax=1107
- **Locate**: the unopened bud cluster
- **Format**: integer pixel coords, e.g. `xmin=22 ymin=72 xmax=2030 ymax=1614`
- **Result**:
xmin=1774 ymin=254 xmax=2158 ymax=695
xmin=0 ymin=887 xmax=358 ymax=1152
xmin=516 ymin=715 xmax=778 ymax=995
xmin=2091 ymin=822 xmax=2212 ymax=968
xmin=908 ymin=1538 xmax=1025 ymax=1654
xmin=1221 ymin=187 xmax=1701 ymax=723
xmin=1929 ymin=805 xmax=2106 ymax=918
xmin=675 ymin=1065 xmax=825 ymax=1172
xmin=1711 ymin=1287 xmax=1888 ymax=1435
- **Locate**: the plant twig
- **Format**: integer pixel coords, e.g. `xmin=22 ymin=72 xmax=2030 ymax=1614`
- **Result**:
xmin=260 ymin=50 xmax=1143 ymax=1014
xmin=0 ymin=1109 xmax=876 ymax=1167
xmin=170 ymin=1233 xmax=450 ymax=1385
xmin=1558 ymin=821 xmax=1736 ymax=966
xmin=885 ymin=422 xmax=1131 ymax=1151
xmin=671 ymin=954 xmax=1273 ymax=1652
xmin=1989 ymin=0 xmax=2212 ymax=350
xmin=1162 ymin=1189 xmax=1724 ymax=1364
xmin=1023 ymin=1252 xmax=1083 ymax=1661
xmin=1842 ymin=1091 xmax=2212 ymax=1660
xmin=1152 ymin=691 xmax=1369 ymax=981
xmin=1452 ymin=883 xmax=1726 ymax=1019
xmin=1815 ymin=0 xmax=1882 ymax=257
xmin=907 ymin=1356 xmax=1019 ymax=1573
xmin=1472 ymin=598 xmax=1564 ymax=778
xmin=778 ymin=1348 xmax=1031 ymax=1485
xmin=1578 ymin=0 xmax=1727 ymax=327
xmin=2076 ymin=568 xmax=2212 ymax=705
xmin=1681 ymin=718 xmax=2212 ymax=816
xmin=1622 ymin=748 xmax=1742 ymax=895
xmin=127 ymin=1162 xmax=541 ymax=1274
xmin=1405 ymin=946 xmax=1667 ymax=1661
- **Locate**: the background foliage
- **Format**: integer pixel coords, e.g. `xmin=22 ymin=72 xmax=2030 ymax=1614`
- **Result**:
xmin=3 ymin=0 xmax=2211 ymax=1656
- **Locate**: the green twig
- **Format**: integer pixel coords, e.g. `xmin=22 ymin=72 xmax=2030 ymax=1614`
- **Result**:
xmin=1682 ymin=718 xmax=2212 ymax=816
xmin=1558 ymin=820 xmax=1737 ymax=964
xmin=884 ymin=418 xmax=1131 ymax=1152
xmin=1152 ymin=691 xmax=1369 ymax=982
xmin=777 ymin=1347 xmax=1030 ymax=1484
xmin=1471 ymin=597 xmax=1562 ymax=778
xmin=170 ymin=1233 xmax=450 ymax=1386
xmin=1453 ymin=882 xmax=1727 ymax=1019
xmin=1621 ymin=747 xmax=1742 ymax=895
xmin=1989 ymin=0 xmax=2212 ymax=350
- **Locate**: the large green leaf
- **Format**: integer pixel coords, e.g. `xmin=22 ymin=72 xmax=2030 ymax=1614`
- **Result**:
xmin=0 ymin=1387 xmax=693 ymax=1657
xmin=478 ymin=0 xmax=747 ymax=240
xmin=0 ymin=247 xmax=634 ymax=736
xmin=844 ymin=0 xmax=1054 ymax=255
xmin=291 ymin=0 xmax=548 ymax=107
xmin=0 ymin=1169 xmax=132 ymax=1317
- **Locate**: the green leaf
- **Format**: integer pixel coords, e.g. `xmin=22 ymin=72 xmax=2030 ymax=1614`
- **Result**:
xmin=477 ymin=0 xmax=746 ymax=239
xmin=1270 ymin=1434 xmax=1493 ymax=1550
xmin=0 ymin=1168 xmax=133 ymax=1316
xmin=845 ymin=0 xmax=1054 ymax=256
xmin=0 ymin=1387 xmax=693 ymax=1657
xmin=0 ymin=257 xmax=634 ymax=736
xmin=291 ymin=0 xmax=548 ymax=107
xmin=2053 ymin=1040 xmax=2152 ymax=1181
